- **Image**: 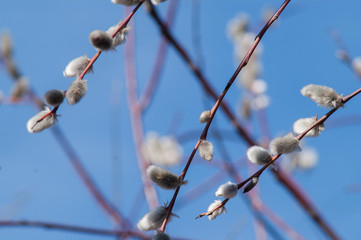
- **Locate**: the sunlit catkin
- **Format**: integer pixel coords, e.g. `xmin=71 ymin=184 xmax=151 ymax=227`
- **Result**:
xmin=215 ymin=182 xmax=238 ymax=199
xmin=63 ymin=55 xmax=92 ymax=77
xmin=199 ymin=110 xmax=211 ymax=123
xmin=301 ymin=84 xmax=343 ymax=109
xmin=293 ymin=116 xmax=324 ymax=137
xmin=198 ymin=140 xmax=214 ymax=161
xmin=106 ymin=24 xmax=129 ymax=49
xmin=137 ymin=206 xmax=174 ymax=231
xmin=207 ymin=200 xmax=226 ymax=220
xmin=146 ymin=165 xmax=187 ymax=190
xmin=66 ymin=79 xmax=87 ymax=105
xmin=26 ymin=107 xmax=56 ymax=133
xmin=269 ymin=132 xmax=301 ymax=155
xmin=246 ymin=145 xmax=272 ymax=165
xmin=111 ymin=0 xmax=143 ymax=6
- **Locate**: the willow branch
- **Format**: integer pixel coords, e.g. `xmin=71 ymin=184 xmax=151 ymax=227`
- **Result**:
xmin=0 ymin=220 xmax=150 ymax=239
xmin=138 ymin=0 xmax=178 ymax=110
xmin=157 ymin=0 xmax=291 ymax=232
xmin=0 ymin=43 xmax=125 ymax=227
xmin=146 ymin=1 xmax=342 ymax=239
xmin=124 ymin=15 xmax=159 ymax=209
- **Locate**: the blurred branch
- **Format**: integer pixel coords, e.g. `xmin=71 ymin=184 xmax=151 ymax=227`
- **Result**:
xmin=199 ymin=85 xmax=361 ymax=240
xmin=124 ymin=14 xmax=159 ymax=209
xmin=146 ymin=0 xmax=299 ymax=233
xmin=0 ymin=220 xmax=150 ymax=239
xmin=146 ymin=1 xmax=341 ymax=239
xmin=138 ymin=0 xmax=178 ymax=111
xmin=0 ymin=37 xmax=125 ymax=227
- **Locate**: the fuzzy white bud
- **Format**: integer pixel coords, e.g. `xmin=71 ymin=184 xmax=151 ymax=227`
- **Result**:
xmin=269 ymin=132 xmax=301 ymax=155
xmin=106 ymin=24 xmax=129 ymax=49
xmin=151 ymin=0 xmax=167 ymax=5
xmin=66 ymin=79 xmax=87 ymax=105
xmin=352 ymin=57 xmax=361 ymax=76
xmin=198 ymin=140 xmax=214 ymax=161
xmin=63 ymin=55 xmax=92 ymax=77
xmin=142 ymin=132 xmax=183 ymax=166
xmin=301 ymin=84 xmax=343 ymax=109
xmin=215 ymin=181 xmax=238 ymax=199
xmin=199 ymin=110 xmax=211 ymax=123
xmin=250 ymin=79 xmax=267 ymax=95
xmin=207 ymin=200 xmax=226 ymax=220
xmin=247 ymin=146 xmax=272 ymax=165
xmin=137 ymin=206 xmax=173 ymax=231
xmin=11 ymin=77 xmax=28 ymax=101
xmin=44 ymin=89 xmax=64 ymax=107
xmin=293 ymin=116 xmax=324 ymax=137
xmin=111 ymin=0 xmax=143 ymax=6
xmin=26 ymin=107 xmax=56 ymax=133
xmin=89 ymin=30 xmax=113 ymax=51
xmin=147 ymin=165 xmax=187 ymax=190
xmin=154 ymin=231 xmax=171 ymax=240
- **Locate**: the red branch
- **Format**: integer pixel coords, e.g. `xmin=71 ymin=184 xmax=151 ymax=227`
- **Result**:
xmin=0 ymin=220 xmax=150 ymax=239
xmin=124 ymin=14 xmax=159 ymax=209
xmin=156 ymin=0 xmax=292 ymax=233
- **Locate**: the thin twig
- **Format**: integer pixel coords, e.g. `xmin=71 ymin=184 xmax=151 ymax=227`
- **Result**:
xmin=0 ymin=42 xmax=125 ymax=227
xmin=124 ymin=15 xmax=159 ymax=209
xmin=158 ymin=0 xmax=291 ymax=232
xmin=198 ymin=86 xmax=361 ymax=240
xmin=0 ymin=220 xmax=150 ymax=239
xmin=138 ymin=0 xmax=178 ymax=110
xmin=147 ymin=1 xmax=341 ymax=239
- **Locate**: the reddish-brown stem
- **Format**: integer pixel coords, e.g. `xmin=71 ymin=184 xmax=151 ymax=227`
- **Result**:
xmin=50 ymin=126 xmax=125 ymax=226
xmin=146 ymin=2 xmax=256 ymax=145
xmin=1 ymin=47 xmax=125 ymax=228
xmin=148 ymin=1 xmax=343 ymax=239
xmin=138 ymin=0 xmax=178 ymax=110
xmin=198 ymin=86 xmax=361 ymax=239
xmin=79 ymin=51 xmax=101 ymax=80
xmin=124 ymin=16 xmax=159 ymax=209
xmin=0 ymin=220 xmax=150 ymax=239
xmin=79 ymin=1 xmax=144 ymax=80
xmin=159 ymin=0 xmax=290 ymax=232
xmin=30 ymin=105 xmax=58 ymax=130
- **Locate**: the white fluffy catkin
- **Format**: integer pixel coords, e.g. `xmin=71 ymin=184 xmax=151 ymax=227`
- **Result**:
xmin=89 ymin=30 xmax=113 ymax=51
xmin=215 ymin=182 xmax=238 ymax=199
xmin=44 ymin=90 xmax=64 ymax=107
xmin=151 ymin=0 xmax=167 ymax=5
xmin=246 ymin=146 xmax=272 ymax=165
xmin=269 ymin=132 xmax=301 ymax=155
xmin=146 ymin=165 xmax=187 ymax=190
xmin=207 ymin=200 xmax=226 ymax=220
xmin=137 ymin=206 xmax=171 ymax=231
xmin=293 ymin=116 xmax=324 ymax=137
xmin=198 ymin=140 xmax=214 ymax=161
xmin=301 ymin=84 xmax=343 ymax=108
xmin=11 ymin=77 xmax=28 ymax=100
xmin=66 ymin=79 xmax=87 ymax=105
xmin=106 ymin=24 xmax=128 ymax=49
xmin=63 ymin=55 xmax=92 ymax=77
xmin=199 ymin=110 xmax=211 ymax=123
xmin=26 ymin=107 xmax=56 ymax=133
xmin=111 ymin=0 xmax=143 ymax=6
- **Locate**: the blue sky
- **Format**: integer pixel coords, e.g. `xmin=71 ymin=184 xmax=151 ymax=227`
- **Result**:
xmin=1 ymin=0 xmax=361 ymax=239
